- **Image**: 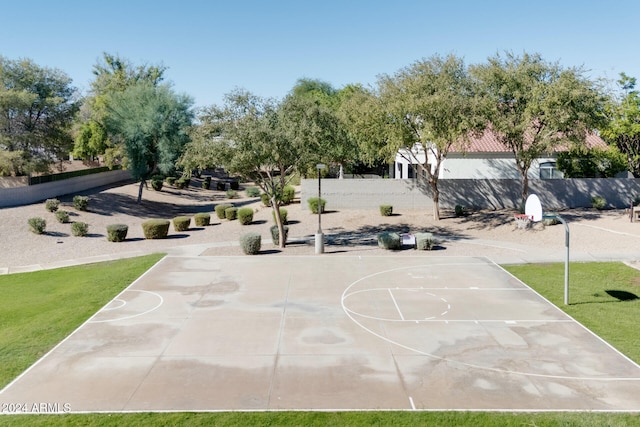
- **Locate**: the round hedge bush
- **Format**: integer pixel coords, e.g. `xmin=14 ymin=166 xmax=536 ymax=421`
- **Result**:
xmin=238 ymin=207 xmax=254 ymax=225
xmin=378 ymin=232 xmax=401 ymax=250
xmin=142 ymin=219 xmax=170 ymax=239
xmin=151 ymin=175 xmax=164 ymax=191
xmin=107 ymin=224 xmax=129 ymax=242
xmin=73 ymin=195 xmax=89 ymax=211
xmin=415 ymin=232 xmax=436 ymax=250
xmin=270 ymin=225 xmax=289 ymax=245
xmin=379 ymin=205 xmax=393 ymax=216
xmin=225 ymin=207 xmax=238 ymax=221
xmin=194 ymin=213 xmax=210 ymax=226
xmin=71 ymin=221 xmax=89 ymax=237
xmin=173 ymin=216 xmax=191 ymax=231
xmin=45 ymin=198 xmax=60 ymax=212
xmin=245 ymin=187 xmax=260 ymax=198
xmin=240 ymin=232 xmax=261 ymax=255
xmin=215 ymin=203 xmax=233 ymax=219
xmin=55 ymin=210 xmax=70 ymax=223
xmin=281 ymin=185 xmax=295 ymax=205
xmin=261 ymin=193 xmax=271 ymax=207
xmin=165 ymin=176 xmax=176 ymax=186
xmin=28 ymin=217 xmax=46 ymax=234
xmin=272 ymin=208 xmax=288 ymax=224
xmin=308 ymin=197 xmax=326 ymax=214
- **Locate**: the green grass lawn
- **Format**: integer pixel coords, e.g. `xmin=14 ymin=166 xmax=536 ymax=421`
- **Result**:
xmin=1 ymin=259 xmax=639 ymax=426
xmin=0 ymin=253 xmax=165 ymax=389
xmin=504 ymin=261 xmax=640 ymax=364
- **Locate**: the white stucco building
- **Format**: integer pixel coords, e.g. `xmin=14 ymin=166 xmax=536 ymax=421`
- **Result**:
xmin=393 ymin=129 xmax=607 ymax=180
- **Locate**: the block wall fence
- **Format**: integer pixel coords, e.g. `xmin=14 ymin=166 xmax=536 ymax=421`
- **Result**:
xmin=0 ymin=170 xmax=132 ymax=208
xmin=300 ymin=178 xmax=640 ymax=211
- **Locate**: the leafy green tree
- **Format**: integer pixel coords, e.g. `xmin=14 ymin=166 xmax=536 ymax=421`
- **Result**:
xmin=0 ymin=56 xmax=79 ymax=175
xmin=73 ymin=53 xmax=167 ymax=166
xmin=176 ymin=105 xmax=225 ymax=174
xmin=189 ymin=89 xmax=339 ymax=247
xmin=344 ymin=54 xmax=483 ymax=220
xmin=557 ymin=146 xmax=627 ymax=177
xmin=471 ymin=52 xmax=607 ymax=202
xmin=289 ymin=79 xmax=358 ymax=178
xmin=105 ymin=82 xmax=194 ymax=202
xmin=600 ymin=73 xmax=640 ymax=176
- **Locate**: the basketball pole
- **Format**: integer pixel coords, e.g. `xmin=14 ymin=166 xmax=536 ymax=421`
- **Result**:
xmin=556 ymin=215 xmax=570 ymax=305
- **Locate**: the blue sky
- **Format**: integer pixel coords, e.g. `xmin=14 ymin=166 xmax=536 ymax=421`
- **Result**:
xmin=1 ymin=0 xmax=637 ymax=108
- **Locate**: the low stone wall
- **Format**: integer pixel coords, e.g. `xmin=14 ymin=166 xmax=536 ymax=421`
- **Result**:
xmin=0 ymin=169 xmax=132 ymax=208
xmin=301 ymin=178 xmax=640 ymax=210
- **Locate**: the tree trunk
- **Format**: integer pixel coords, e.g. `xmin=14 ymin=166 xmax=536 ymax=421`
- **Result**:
xmin=432 ymin=183 xmax=440 ymax=221
xmin=521 ymin=175 xmax=529 ymax=207
xmin=272 ymin=199 xmax=286 ymax=248
xmin=137 ymin=180 xmax=144 ymax=203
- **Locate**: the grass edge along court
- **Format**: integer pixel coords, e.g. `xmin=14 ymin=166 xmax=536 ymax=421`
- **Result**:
xmin=1 ymin=258 xmax=639 ymax=426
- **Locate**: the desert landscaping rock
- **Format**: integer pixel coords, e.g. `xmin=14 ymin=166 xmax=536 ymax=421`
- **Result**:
xmin=1 ymin=180 xmax=640 ymax=272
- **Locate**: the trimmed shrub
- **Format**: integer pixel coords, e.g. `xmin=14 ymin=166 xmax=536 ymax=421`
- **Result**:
xmin=165 ymin=176 xmax=176 ymax=186
xmin=308 ymin=197 xmax=326 ymax=214
xmin=415 ymin=232 xmax=436 ymax=250
xmin=281 ymin=185 xmax=295 ymax=205
xmin=216 ymin=181 xmax=226 ymax=191
xmin=245 ymin=187 xmax=260 ymax=198
xmin=238 ymin=207 xmax=254 ymax=225
xmin=240 ymin=232 xmax=261 ymax=255
xmin=142 ymin=219 xmax=170 ymax=239
xmin=202 ymin=176 xmax=211 ymax=190
xmin=151 ymin=175 xmax=164 ymax=191
xmin=215 ymin=203 xmax=233 ymax=219
xmin=28 ymin=217 xmax=46 ymax=234
xmin=270 ymin=225 xmax=289 ymax=244
xmin=55 ymin=210 xmax=70 ymax=223
xmin=261 ymin=193 xmax=271 ymax=207
xmin=73 ymin=195 xmax=89 ymax=211
xmin=272 ymin=208 xmax=288 ymax=224
xmin=173 ymin=216 xmax=191 ymax=231
xmin=591 ymin=195 xmax=606 ymax=210
xmin=194 ymin=212 xmax=210 ymax=226
xmin=45 ymin=198 xmax=60 ymax=212
xmin=542 ymin=215 xmax=559 ymax=226
xmin=107 ymin=224 xmax=128 ymax=242
xmin=226 ymin=189 xmax=239 ymax=199
xmin=71 ymin=221 xmax=89 ymax=237
xmin=378 ymin=232 xmax=401 ymax=250
xmin=225 ymin=207 xmax=238 ymax=221
xmin=455 ymin=204 xmax=466 ymax=217
xmin=380 ymin=205 xmax=393 ymax=216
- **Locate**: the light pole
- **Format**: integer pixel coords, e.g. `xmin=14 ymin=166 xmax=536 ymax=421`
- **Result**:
xmin=315 ymin=163 xmax=326 ymax=254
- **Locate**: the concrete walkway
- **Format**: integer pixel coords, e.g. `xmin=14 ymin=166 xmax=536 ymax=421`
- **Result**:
xmin=4 ymin=230 xmax=640 ymax=275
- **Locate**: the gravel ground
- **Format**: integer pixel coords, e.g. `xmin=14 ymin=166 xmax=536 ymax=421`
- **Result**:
xmin=2 ymin=179 xmax=640 ymax=272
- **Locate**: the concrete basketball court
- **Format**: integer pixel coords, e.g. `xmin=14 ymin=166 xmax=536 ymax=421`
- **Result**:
xmin=2 ymin=255 xmax=640 ymax=412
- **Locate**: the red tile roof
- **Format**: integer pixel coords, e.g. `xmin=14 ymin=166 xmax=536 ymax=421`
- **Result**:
xmin=454 ymin=128 xmax=608 ymax=153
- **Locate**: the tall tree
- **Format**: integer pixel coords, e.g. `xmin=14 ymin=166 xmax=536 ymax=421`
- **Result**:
xmin=346 ymin=54 xmax=482 ymax=220
xmin=289 ymin=79 xmax=356 ymax=178
xmin=600 ymin=73 xmax=640 ymax=176
xmin=184 ymin=89 xmax=341 ymax=247
xmin=0 ymin=56 xmax=79 ymax=175
xmin=73 ymin=53 xmax=167 ymax=165
xmin=471 ymin=52 xmax=606 ymax=202
xmin=105 ymin=81 xmax=193 ymax=202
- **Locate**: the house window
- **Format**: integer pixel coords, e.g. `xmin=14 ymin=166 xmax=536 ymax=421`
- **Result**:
xmin=539 ymin=162 xmax=563 ymax=179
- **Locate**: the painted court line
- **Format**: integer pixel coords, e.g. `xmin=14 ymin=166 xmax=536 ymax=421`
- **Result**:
xmin=388 ymin=289 xmax=404 ymax=321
